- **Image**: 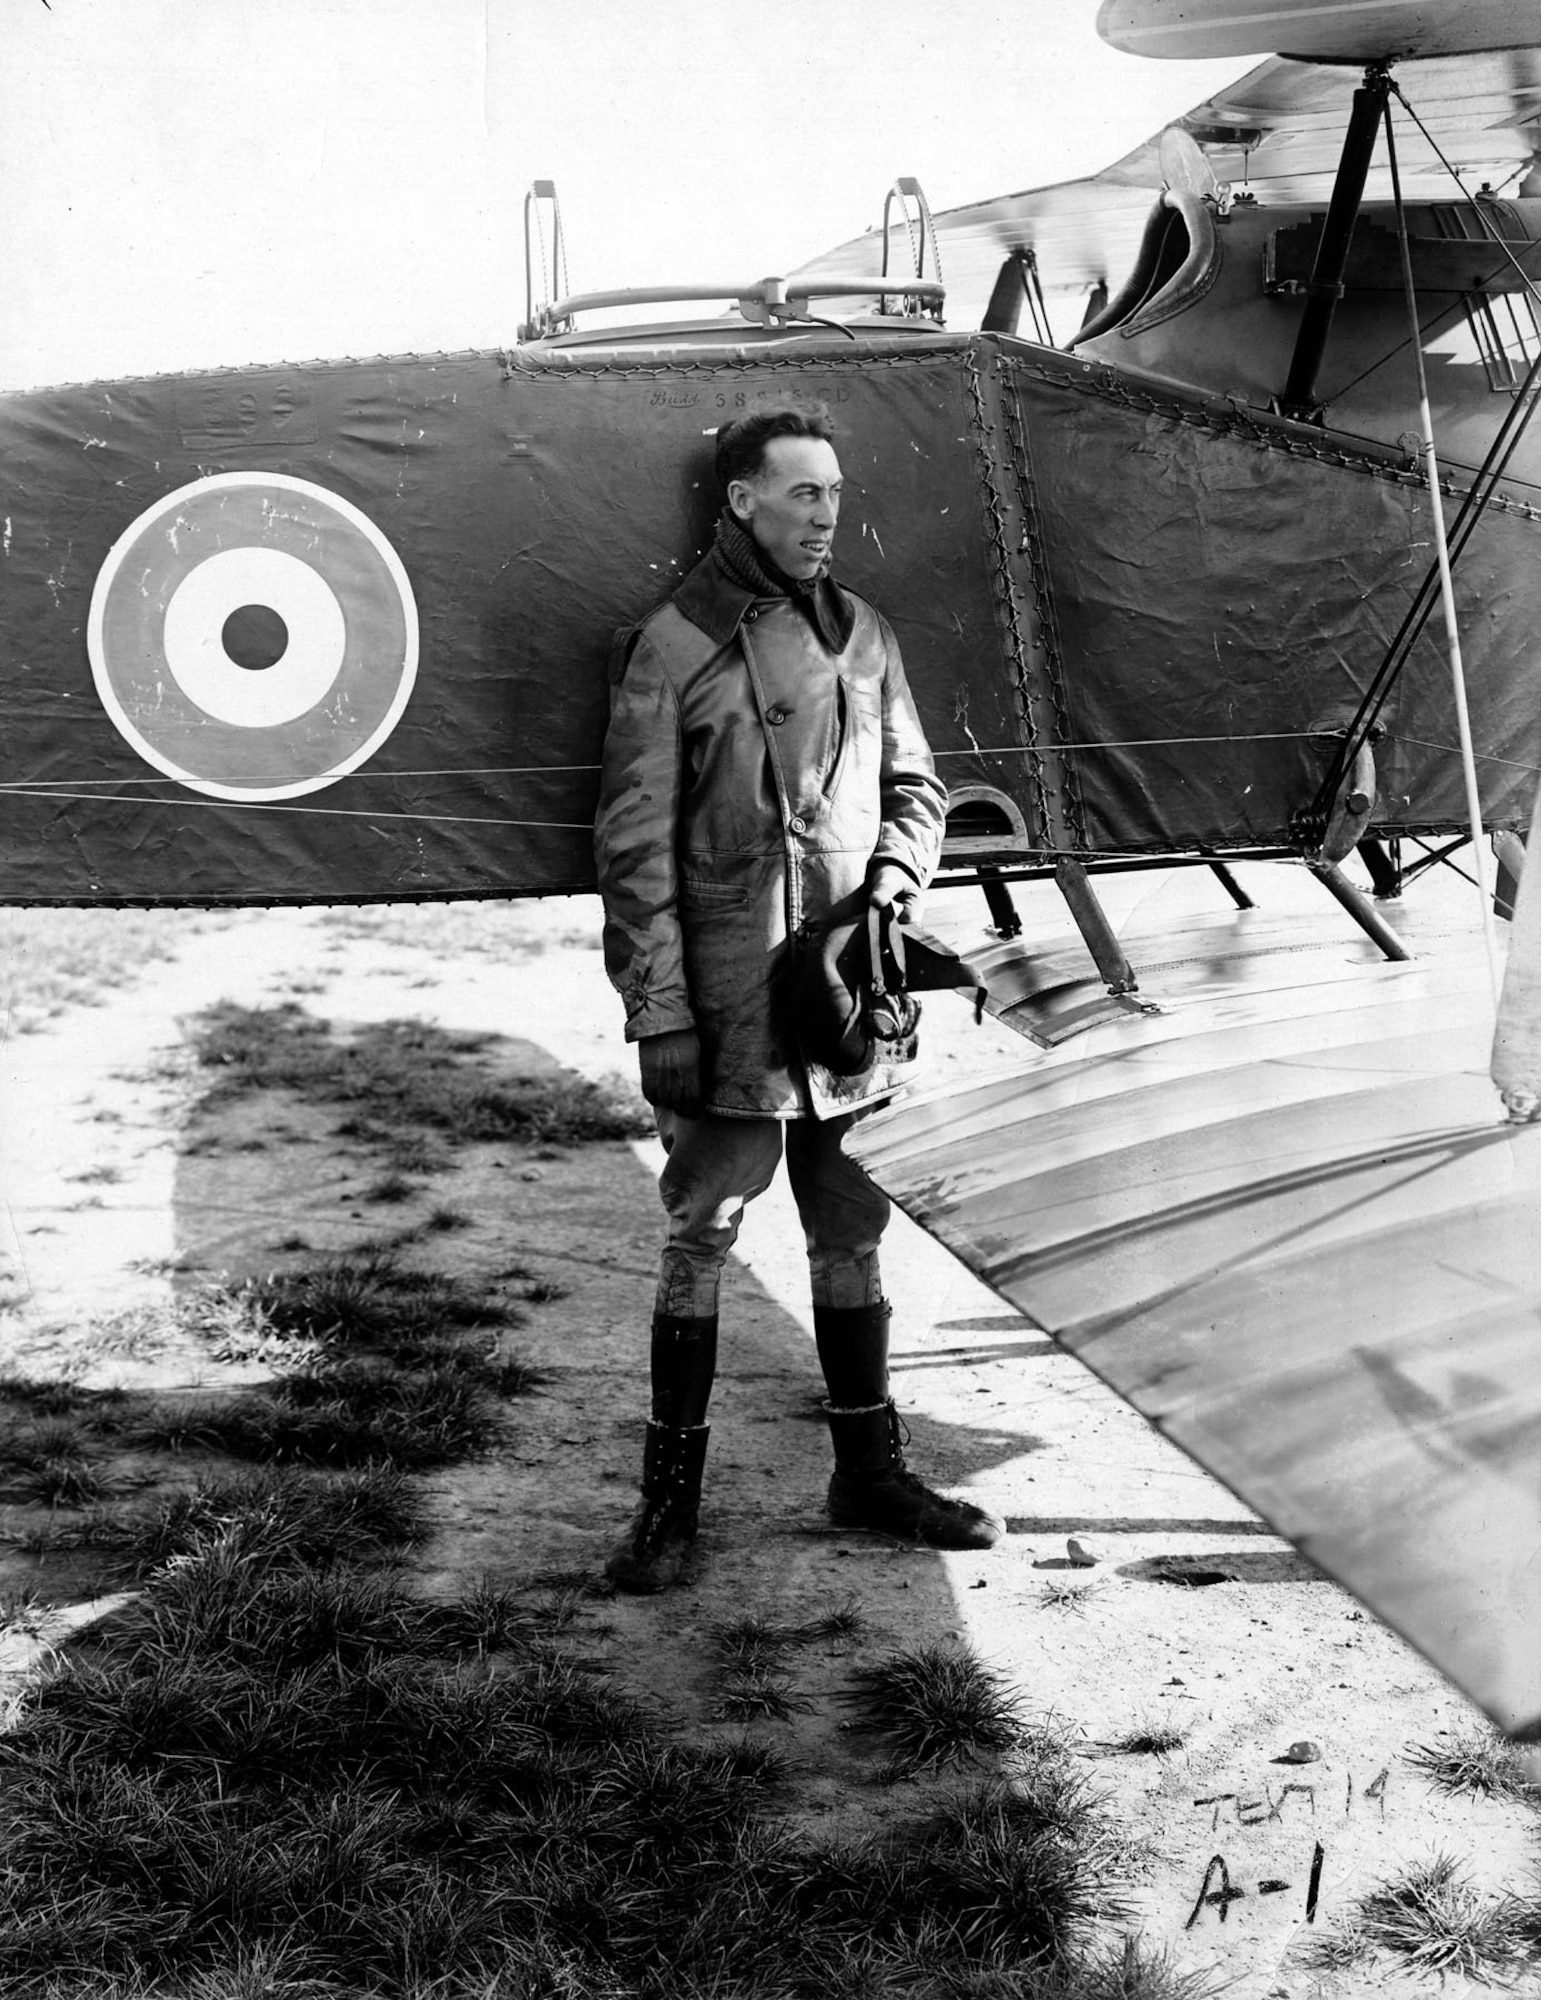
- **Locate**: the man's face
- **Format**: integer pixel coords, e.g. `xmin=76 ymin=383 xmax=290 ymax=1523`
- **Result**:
xmin=729 ymin=435 xmax=843 ymax=581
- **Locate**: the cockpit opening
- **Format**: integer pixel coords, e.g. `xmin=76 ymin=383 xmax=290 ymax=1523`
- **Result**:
xmin=1070 ymin=190 xmax=1221 ymax=347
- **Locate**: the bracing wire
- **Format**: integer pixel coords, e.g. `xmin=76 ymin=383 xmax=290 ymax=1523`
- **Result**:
xmin=1382 ymin=92 xmax=1503 ymax=1006
xmin=1308 ymin=83 xmax=1541 ymax=835
xmin=0 ymin=787 xmax=596 ymax=828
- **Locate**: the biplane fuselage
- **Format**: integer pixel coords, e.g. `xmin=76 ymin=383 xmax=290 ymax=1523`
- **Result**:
xmin=2 ymin=181 xmax=1538 ymax=909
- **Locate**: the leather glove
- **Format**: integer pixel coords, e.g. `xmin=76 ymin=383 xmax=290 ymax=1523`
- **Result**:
xmin=868 ymin=862 xmax=923 ymax=927
xmin=638 ymin=1027 xmax=704 ymax=1115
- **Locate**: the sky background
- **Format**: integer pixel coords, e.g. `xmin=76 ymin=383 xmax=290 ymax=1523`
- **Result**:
xmin=0 ymin=0 xmax=1242 ymax=390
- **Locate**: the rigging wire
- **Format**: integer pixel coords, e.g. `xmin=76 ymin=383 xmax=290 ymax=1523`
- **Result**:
xmin=1307 ymin=342 xmax=1541 ymax=816
xmin=8 ymin=732 xmax=1538 ymax=814
xmin=1383 ymin=93 xmax=1502 ymax=1008
xmin=1307 ymin=84 xmax=1541 ymax=831
xmin=0 ymin=762 xmax=604 ymax=787
xmin=1320 ymin=292 xmax=1467 ymax=407
xmin=0 ymin=788 xmax=596 ymax=829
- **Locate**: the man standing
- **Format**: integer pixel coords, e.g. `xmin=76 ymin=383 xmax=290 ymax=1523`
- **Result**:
xmin=594 ymin=405 xmax=1004 ymax=1593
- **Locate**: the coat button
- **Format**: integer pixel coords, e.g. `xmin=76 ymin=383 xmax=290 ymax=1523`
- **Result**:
xmin=788 ymin=814 xmax=807 ymax=833
xmin=744 ymin=608 xmax=758 ymax=622
xmin=766 ymin=707 xmax=787 ymax=725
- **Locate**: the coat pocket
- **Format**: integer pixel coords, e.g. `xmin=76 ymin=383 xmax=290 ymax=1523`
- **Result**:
xmin=679 ymin=875 xmax=750 ymax=910
xmin=822 ymin=677 xmax=880 ymax=800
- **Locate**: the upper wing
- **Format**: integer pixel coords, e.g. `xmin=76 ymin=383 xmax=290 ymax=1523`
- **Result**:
xmin=1098 ymin=0 xmax=1541 ymax=64
xmin=792 ymin=47 xmax=1541 ymax=330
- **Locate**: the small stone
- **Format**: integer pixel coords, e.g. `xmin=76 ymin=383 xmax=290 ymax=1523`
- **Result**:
xmin=1279 ymin=1739 xmax=1322 ymax=1764
xmin=1066 ymin=1537 xmax=1103 ymax=1567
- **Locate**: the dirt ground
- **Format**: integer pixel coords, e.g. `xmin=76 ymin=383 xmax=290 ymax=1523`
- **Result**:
xmin=2 ymin=885 xmax=1538 ymax=1999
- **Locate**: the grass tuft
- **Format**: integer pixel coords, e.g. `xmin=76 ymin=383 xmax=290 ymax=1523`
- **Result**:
xmin=2 ymin=1418 xmax=91 ymax=1464
xmin=708 ymin=1599 xmax=867 ymax=1673
xmin=0 ymin=1589 xmax=51 ymax=1639
xmin=1039 ymin=1935 xmax=1229 ymax=1997
xmin=802 ymin=1594 xmax=868 ymax=1650
xmin=384 ymin=1137 xmax=452 ymax=1176
xmin=712 ymin=1732 xmax=794 ymax=1792
xmin=11 ymin=1454 xmax=117 ymax=1508
xmin=898 ymin=1774 xmax=1131 ymax=1966
xmin=1349 ymin=1853 xmax=1526 ymax=1980
xmin=363 ymin=1173 xmax=419 ymax=1205
xmin=709 ymin=1611 xmax=803 ymax=1672
xmin=1403 ymin=1723 xmax=1540 ymax=1803
xmin=711 ymin=1668 xmax=813 ymax=1724
xmin=1098 ymin=1716 xmax=1188 ymax=1759
xmin=485 ymin=1355 xmax=545 ymax=1398
xmin=0 ymin=1419 xmax=107 ymax=1508
xmin=838 ymin=1643 xmax=1024 ymax=1773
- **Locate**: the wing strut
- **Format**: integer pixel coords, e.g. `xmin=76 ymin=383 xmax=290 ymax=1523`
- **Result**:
xmin=1381 ymin=94 xmax=1503 ymax=1008
xmin=1278 ymin=65 xmax=1392 ymax=422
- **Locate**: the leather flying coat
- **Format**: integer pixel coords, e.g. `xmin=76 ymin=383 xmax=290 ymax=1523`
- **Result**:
xmin=594 ymin=549 xmax=947 ymax=1119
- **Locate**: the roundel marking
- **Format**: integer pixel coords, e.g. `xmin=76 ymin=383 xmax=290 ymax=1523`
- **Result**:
xmin=87 ymin=471 xmax=419 ymax=802
xmin=162 ymin=547 xmax=346 ymax=728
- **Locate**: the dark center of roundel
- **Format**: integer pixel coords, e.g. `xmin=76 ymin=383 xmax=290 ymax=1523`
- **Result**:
xmin=221 ymin=603 xmax=289 ymax=671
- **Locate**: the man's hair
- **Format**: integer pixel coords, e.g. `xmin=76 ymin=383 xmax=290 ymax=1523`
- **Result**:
xmin=715 ymin=405 xmax=834 ymax=492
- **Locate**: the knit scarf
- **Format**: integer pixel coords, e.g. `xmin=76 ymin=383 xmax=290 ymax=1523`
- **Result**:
xmin=712 ymin=510 xmax=855 ymax=655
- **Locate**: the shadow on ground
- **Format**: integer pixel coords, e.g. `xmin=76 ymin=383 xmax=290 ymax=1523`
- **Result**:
xmin=148 ymin=1023 xmax=1039 ymax=1842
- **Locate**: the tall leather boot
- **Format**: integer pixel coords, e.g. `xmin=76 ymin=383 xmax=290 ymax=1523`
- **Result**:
xmin=816 ymin=1301 xmax=1005 ymax=1551
xmin=813 ymin=1299 xmax=891 ymax=1408
xmin=605 ymin=1312 xmax=717 ymax=1594
xmin=605 ymin=1418 xmax=711 ymax=1592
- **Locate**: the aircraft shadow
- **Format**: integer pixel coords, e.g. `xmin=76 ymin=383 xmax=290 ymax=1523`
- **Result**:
xmin=155 ymin=1023 xmax=1045 ymax=1801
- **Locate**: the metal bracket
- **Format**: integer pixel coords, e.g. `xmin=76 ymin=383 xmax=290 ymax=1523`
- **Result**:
xmin=881 ymin=177 xmax=942 ymax=314
xmin=1319 ymin=738 xmax=1379 ymax=863
xmin=522 ymin=181 xmax=569 ymax=341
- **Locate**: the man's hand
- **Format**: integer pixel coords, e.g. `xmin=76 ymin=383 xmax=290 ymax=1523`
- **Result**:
xmin=868 ymin=862 xmax=923 ymax=926
xmin=638 ymin=1027 xmax=704 ymax=1115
